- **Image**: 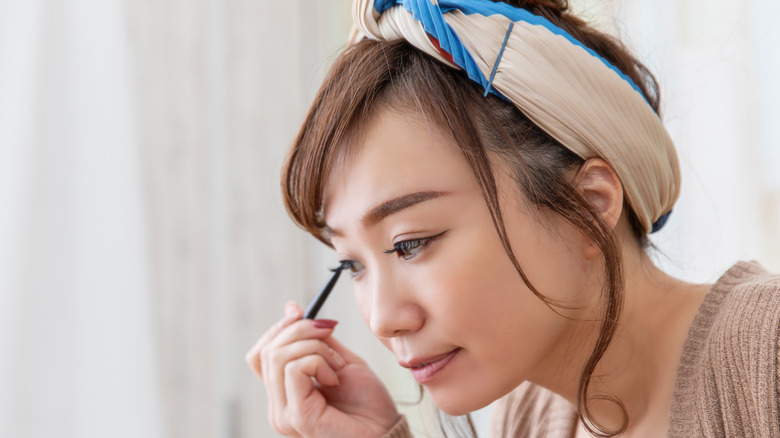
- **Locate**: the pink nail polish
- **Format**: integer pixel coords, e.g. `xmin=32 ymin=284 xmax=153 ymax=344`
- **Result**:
xmin=312 ymin=319 xmax=338 ymax=329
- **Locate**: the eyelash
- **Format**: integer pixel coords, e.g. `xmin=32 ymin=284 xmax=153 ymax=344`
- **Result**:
xmin=339 ymin=260 xmax=365 ymax=278
xmin=384 ymin=231 xmax=447 ymax=261
xmin=338 ymin=231 xmax=447 ymax=278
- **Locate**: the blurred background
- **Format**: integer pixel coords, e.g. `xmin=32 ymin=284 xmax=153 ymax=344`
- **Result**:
xmin=0 ymin=0 xmax=777 ymax=437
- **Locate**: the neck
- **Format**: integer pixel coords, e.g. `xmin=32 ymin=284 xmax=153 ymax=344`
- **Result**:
xmin=531 ymin=239 xmax=710 ymax=434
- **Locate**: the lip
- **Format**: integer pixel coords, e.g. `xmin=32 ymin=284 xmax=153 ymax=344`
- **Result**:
xmin=399 ymin=348 xmax=461 ymax=384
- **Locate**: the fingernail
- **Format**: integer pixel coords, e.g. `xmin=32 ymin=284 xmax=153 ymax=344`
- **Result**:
xmin=285 ymin=302 xmax=299 ymax=317
xmin=330 ymin=348 xmax=346 ymax=369
xmin=311 ymin=319 xmax=338 ymax=329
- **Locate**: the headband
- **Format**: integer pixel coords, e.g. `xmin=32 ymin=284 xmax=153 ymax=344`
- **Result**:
xmin=351 ymin=0 xmax=681 ymax=233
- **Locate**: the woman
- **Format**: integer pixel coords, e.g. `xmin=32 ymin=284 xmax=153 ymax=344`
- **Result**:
xmin=246 ymin=0 xmax=780 ymax=436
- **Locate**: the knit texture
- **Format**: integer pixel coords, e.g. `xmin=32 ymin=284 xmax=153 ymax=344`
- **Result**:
xmin=382 ymin=261 xmax=780 ymax=437
xmin=490 ymin=383 xmax=576 ymax=437
xmin=668 ymin=260 xmax=780 ymax=437
xmin=383 ymin=415 xmax=411 ymax=438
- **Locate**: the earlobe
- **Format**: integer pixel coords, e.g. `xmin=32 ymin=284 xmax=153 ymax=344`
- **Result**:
xmin=577 ymin=158 xmax=624 ymax=231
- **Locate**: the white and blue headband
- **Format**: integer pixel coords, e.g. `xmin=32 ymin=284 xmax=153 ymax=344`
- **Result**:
xmin=352 ymin=0 xmax=680 ymax=233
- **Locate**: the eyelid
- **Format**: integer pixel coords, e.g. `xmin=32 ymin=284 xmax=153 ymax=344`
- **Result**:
xmin=390 ymin=230 xmax=447 ymax=247
xmin=384 ymin=230 xmax=447 ymax=259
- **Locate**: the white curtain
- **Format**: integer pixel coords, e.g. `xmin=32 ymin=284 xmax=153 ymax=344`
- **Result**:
xmin=0 ymin=0 xmax=359 ymax=437
xmin=1 ymin=1 xmax=777 ymax=438
xmin=605 ymin=0 xmax=780 ymax=280
xmin=0 ymin=1 xmax=161 ymax=437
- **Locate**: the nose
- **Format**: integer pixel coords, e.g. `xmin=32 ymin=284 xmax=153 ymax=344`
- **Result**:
xmin=366 ymin=272 xmax=424 ymax=339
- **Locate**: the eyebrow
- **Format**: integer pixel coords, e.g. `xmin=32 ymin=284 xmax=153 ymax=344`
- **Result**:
xmin=325 ymin=191 xmax=445 ymax=238
xmin=363 ymin=191 xmax=444 ymax=226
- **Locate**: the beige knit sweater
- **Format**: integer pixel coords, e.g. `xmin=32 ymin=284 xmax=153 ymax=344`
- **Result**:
xmin=383 ymin=261 xmax=780 ymax=437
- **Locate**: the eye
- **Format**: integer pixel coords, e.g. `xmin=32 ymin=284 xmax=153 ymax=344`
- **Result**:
xmin=339 ymin=259 xmax=365 ymax=278
xmin=384 ymin=231 xmax=447 ymax=261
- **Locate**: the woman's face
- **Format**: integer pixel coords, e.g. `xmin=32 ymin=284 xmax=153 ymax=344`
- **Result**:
xmin=323 ymin=109 xmax=593 ymax=414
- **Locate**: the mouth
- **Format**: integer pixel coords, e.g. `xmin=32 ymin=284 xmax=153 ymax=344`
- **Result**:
xmin=399 ymin=348 xmax=462 ymax=384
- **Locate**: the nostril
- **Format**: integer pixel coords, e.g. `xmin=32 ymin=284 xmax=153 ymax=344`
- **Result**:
xmin=370 ymin=313 xmax=400 ymax=339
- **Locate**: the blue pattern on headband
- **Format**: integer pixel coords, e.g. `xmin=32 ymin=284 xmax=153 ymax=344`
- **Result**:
xmin=372 ymin=0 xmax=672 ymax=232
xmin=651 ymin=210 xmax=672 ymax=233
xmin=484 ymin=22 xmax=514 ymax=97
xmin=372 ymin=0 xmax=647 ymax=102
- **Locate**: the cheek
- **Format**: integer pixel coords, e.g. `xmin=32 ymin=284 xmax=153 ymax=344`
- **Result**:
xmin=353 ymin=283 xmax=371 ymax=326
xmin=417 ymin=223 xmax=546 ymax=339
xmin=418 ymin=212 xmax=580 ymax=369
xmin=509 ymin=217 xmax=591 ymax=308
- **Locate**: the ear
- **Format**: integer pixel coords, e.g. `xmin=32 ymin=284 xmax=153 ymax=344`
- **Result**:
xmin=576 ymin=158 xmax=624 ymax=233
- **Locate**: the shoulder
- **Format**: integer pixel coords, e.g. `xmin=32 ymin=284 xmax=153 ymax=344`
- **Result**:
xmin=714 ymin=260 xmax=780 ymax=298
xmin=704 ymin=261 xmax=780 ymax=386
xmin=707 ymin=261 xmax=780 ymax=350
xmin=693 ymin=261 xmax=780 ymax=376
xmin=678 ymin=261 xmax=780 ymax=381
xmin=669 ymin=261 xmax=780 ymax=437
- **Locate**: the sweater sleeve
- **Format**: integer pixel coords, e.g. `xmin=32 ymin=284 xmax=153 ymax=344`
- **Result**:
xmin=382 ymin=415 xmax=412 ymax=438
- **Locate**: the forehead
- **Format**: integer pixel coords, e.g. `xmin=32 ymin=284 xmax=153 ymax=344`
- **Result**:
xmin=322 ymin=109 xmax=476 ymax=230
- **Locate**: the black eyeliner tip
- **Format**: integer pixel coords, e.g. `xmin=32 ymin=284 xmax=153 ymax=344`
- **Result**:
xmin=330 ymin=260 xmax=353 ymax=272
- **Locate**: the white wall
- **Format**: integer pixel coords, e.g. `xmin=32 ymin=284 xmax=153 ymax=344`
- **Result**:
xmin=609 ymin=0 xmax=780 ymax=281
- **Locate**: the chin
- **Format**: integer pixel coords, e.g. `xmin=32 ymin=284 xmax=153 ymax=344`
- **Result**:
xmin=430 ymin=389 xmax=492 ymax=417
xmin=436 ymin=404 xmax=473 ymax=417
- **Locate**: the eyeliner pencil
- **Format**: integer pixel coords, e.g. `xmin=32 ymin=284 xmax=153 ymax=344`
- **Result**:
xmin=303 ymin=262 xmax=350 ymax=319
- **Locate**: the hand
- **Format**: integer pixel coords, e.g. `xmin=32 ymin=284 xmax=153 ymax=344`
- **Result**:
xmin=246 ymin=303 xmax=400 ymax=438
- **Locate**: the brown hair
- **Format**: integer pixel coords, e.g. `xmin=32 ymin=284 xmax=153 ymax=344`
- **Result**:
xmin=282 ymin=1 xmax=660 ymax=436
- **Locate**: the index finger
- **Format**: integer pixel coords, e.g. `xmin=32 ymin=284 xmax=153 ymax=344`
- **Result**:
xmin=245 ymin=302 xmax=303 ymax=379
